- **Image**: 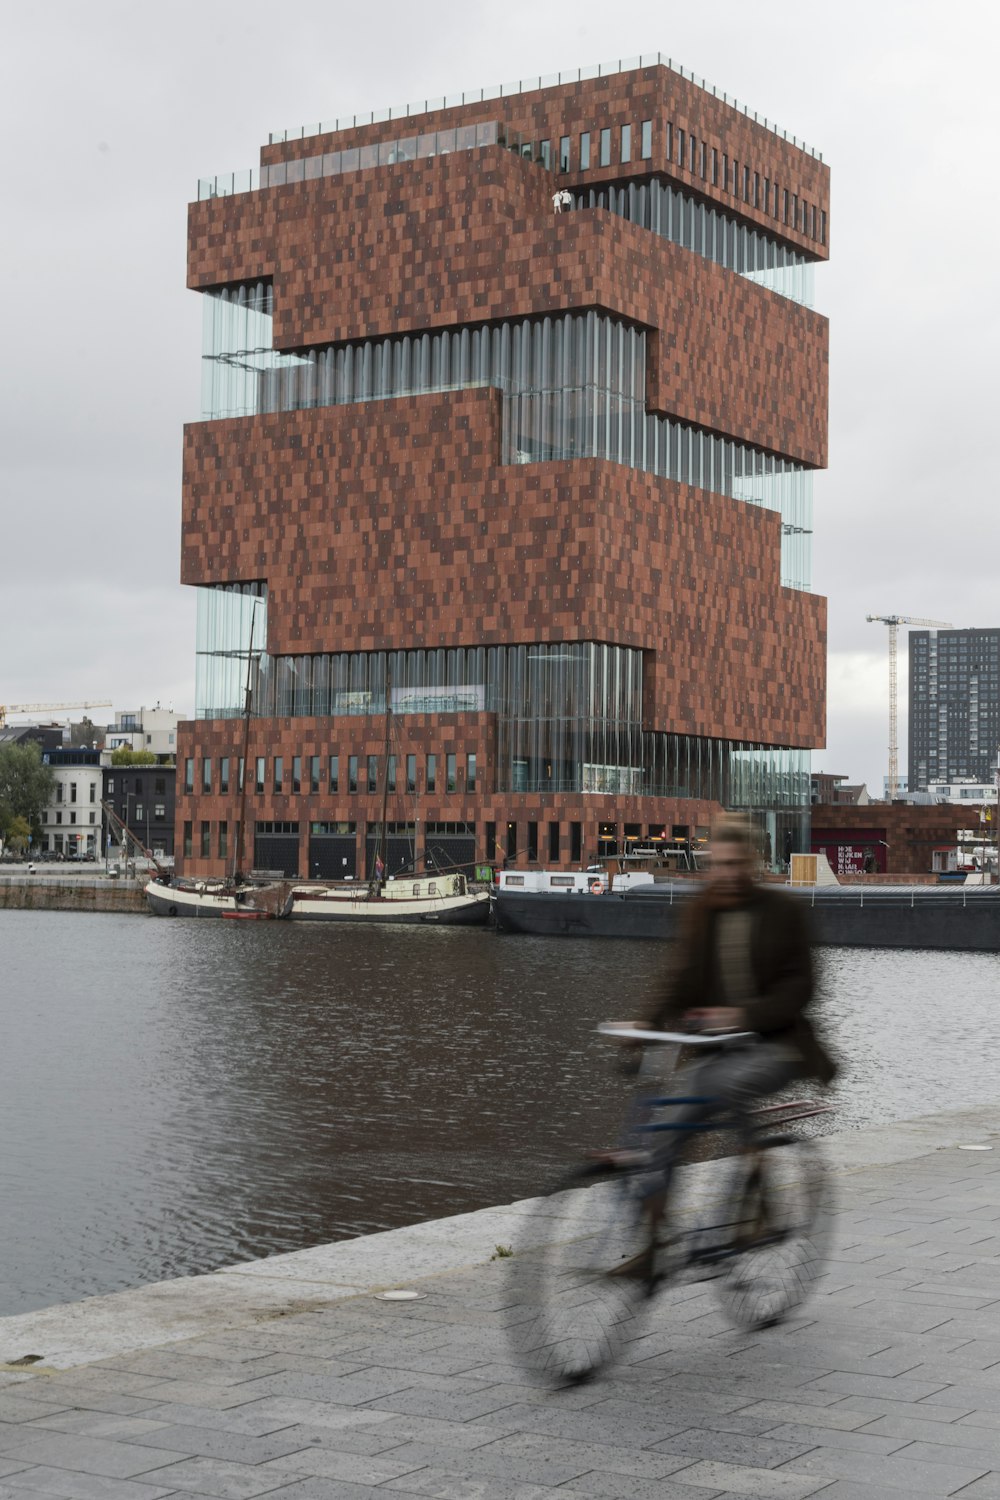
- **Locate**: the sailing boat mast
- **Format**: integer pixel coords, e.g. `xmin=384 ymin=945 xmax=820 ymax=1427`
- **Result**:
xmin=232 ymin=596 xmax=260 ymax=887
xmin=369 ymin=654 xmax=392 ymax=898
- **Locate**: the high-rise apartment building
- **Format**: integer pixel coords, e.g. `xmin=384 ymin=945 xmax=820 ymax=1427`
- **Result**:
xmin=909 ymin=628 xmax=1000 ymax=791
xmin=177 ymin=56 xmax=829 ymax=878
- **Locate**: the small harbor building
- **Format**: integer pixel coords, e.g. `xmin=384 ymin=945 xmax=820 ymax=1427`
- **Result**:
xmin=176 ymin=57 xmax=829 ymax=879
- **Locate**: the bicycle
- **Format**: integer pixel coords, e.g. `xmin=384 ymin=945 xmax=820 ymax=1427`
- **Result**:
xmin=505 ymin=1023 xmax=832 ymax=1386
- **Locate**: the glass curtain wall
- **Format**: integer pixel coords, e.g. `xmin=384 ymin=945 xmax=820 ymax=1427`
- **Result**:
xmin=569 ymin=177 xmax=815 ymax=307
xmin=193 ymin=620 xmax=808 ymax=807
xmin=202 ymin=302 xmax=812 ymax=589
xmin=194 ymin=583 xmax=268 ymax=720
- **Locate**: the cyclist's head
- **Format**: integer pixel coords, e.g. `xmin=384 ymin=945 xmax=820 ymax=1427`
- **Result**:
xmin=706 ymin=816 xmax=756 ymax=904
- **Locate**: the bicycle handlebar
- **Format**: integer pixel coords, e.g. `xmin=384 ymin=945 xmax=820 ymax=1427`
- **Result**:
xmin=597 ymin=1022 xmax=758 ymax=1046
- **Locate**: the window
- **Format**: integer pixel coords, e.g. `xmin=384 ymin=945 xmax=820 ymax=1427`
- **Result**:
xmin=486 ymin=820 xmax=497 ymax=862
xmin=255 ymin=757 xmax=265 ymax=794
xmin=426 ymin=754 xmax=436 ymax=793
xmin=466 ymin=752 xmax=476 ymax=792
xmin=762 ymin=176 xmax=770 ymax=213
xmin=309 ymin=755 xmax=320 ymax=794
xmin=238 ymin=756 xmax=245 ymax=791
xmin=711 ymin=146 xmax=718 ymax=185
xmin=579 ymin=131 xmax=590 ymax=169
xmin=70 ymin=782 xmax=78 ymax=803
xmin=89 ymin=782 xmax=96 ymax=803
xmin=527 ymin=821 xmax=539 ymax=863
xmin=620 ymin=124 xmax=631 ymax=163
xmin=689 ymin=135 xmax=696 ymax=172
xmin=446 ymin=753 xmax=457 ymax=793
xmin=184 ymin=759 xmax=193 ymax=793
xmin=753 ymin=171 xmax=759 ymax=207
xmin=201 ymin=821 xmax=211 ymax=857
xmin=330 ymin=754 xmax=339 ymax=793
xmin=782 ymin=188 xmax=789 ymax=223
xmin=599 ymin=127 xmax=611 ymax=166
xmin=367 ymin=755 xmax=378 ymax=794
xmin=70 ymin=811 xmax=76 ymax=825
xmin=640 ymin=120 xmax=652 ymax=159
xmin=348 ymin=755 xmax=358 ymax=793
xmin=218 ymin=821 xmax=228 ymax=859
xmin=722 ymin=152 xmax=728 ymax=190
xmin=406 ymin=754 xmax=416 ymax=793
xmin=820 ymin=209 xmax=827 ymax=245
xmin=273 ymin=756 xmax=283 ymax=792
xmin=665 ymin=122 xmax=672 ymax=160
xmin=731 ymin=158 xmax=739 ymax=194
xmin=134 ymin=806 xmax=142 ymax=823
xmin=676 ymin=128 xmax=685 ymax=166
xmin=538 ymin=139 xmax=551 ymax=169
xmin=742 ymin=164 xmax=750 ymax=201
xmin=548 ymin=820 xmax=560 ymax=861
xmin=506 ymin=820 xmax=518 ymax=859
xmin=570 ymin=821 xmax=582 ymax=861
xmin=387 ymin=755 xmax=396 ymax=793
xmin=559 ymin=135 xmax=570 ymax=172
xmin=183 ymin=821 xmax=193 ymax=857
xmin=154 ymin=803 xmax=165 ymax=820
xmin=56 ymin=811 xmax=62 ymax=825
xmin=292 ymin=755 xmax=301 ymax=793
xmin=220 ymin=758 xmax=229 ymax=794
xmin=202 ymin=757 xmax=212 ymax=793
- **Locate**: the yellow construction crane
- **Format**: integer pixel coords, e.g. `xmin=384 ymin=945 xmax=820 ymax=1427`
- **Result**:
xmin=0 ymin=700 xmax=112 ymax=730
xmin=866 ymin=616 xmax=952 ymax=800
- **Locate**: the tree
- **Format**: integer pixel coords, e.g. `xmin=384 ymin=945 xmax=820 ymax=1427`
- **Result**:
xmin=3 ymin=815 xmax=31 ymax=855
xmin=110 ymin=747 xmax=157 ymax=766
xmin=0 ymin=741 xmax=55 ymax=842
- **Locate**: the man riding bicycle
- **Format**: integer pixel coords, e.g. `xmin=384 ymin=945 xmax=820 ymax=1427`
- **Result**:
xmin=638 ymin=816 xmax=836 ymax=1223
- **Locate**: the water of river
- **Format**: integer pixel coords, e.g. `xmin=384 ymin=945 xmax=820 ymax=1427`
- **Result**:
xmin=1 ymin=910 xmax=997 ymax=1317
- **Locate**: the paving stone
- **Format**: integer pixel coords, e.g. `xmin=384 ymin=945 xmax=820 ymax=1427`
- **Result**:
xmin=778 ymin=1444 xmax=990 ymax=1493
xmin=553 ymin=1474 xmax=722 ymax=1500
xmin=942 ymin=1473 xmax=1000 ymax=1498
xmin=651 ymin=1431 xmax=816 ymax=1469
xmin=351 ymin=1437 xmax=592 ymax=1486
xmin=123 ymin=1425 xmax=317 ymax=1464
xmin=462 ymin=1431 xmax=694 ymax=1481
xmin=643 ymin=1458 xmax=826 ymax=1496
xmin=0 ymin=1470 xmax=177 ymax=1500
xmin=0 ymin=1434 xmax=182 ymax=1482
xmin=124 ymin=1456 xmax=304 ymax=1498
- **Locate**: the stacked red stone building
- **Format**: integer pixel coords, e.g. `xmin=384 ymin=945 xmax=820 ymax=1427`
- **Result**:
xmin=176 ymin=56 xmax=829 ymax=880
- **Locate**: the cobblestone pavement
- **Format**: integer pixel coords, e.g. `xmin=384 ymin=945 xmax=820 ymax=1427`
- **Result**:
xmin=3 ymin=1110 xmax=1000 ymax=1498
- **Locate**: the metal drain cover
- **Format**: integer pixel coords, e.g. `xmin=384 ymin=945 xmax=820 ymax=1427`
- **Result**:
xmin=374 ymin=1289 xmax=426 ymax=1301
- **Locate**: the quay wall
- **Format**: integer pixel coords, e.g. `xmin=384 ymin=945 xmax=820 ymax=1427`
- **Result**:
xmin=0 ymin=878 xmax=148 ymax=915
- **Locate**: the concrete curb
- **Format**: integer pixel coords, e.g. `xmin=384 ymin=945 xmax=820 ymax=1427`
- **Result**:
xmin=2 ymin=1103 xmax=997 ymax=1374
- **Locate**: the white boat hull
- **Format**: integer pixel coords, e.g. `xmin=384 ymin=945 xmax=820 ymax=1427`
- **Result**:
xmin=146 ymin=880 xmax=239 ymax=917
xmin=287 ymin=889 xmax=491 ymax=925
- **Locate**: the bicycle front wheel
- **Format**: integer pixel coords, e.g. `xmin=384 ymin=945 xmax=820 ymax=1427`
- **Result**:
xmin=505 ymin=1163 xmax=653 ymax=1385
xmin=716 ymin=1137 xmax=830 ymax=1330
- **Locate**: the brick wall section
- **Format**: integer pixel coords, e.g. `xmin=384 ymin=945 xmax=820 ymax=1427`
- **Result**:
xmin=174 ymin=708 xmax=721 ymax=879
xmin=259 ymin=64 xmax=829 ymax=259
xmin=181 ymin=390 xmax=825 ymax=747
xmin=812 ymin=803 xmax=994 ymax=877
xmin=187 ymin=150 xmax=828 ymax=467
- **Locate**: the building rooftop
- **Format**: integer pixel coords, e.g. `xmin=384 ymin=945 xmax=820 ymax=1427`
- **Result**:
xmin=269 ymin=53 xmax=822 ymax=160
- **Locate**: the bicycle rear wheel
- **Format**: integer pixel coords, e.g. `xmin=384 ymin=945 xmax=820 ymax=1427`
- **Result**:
xmin=505 ymin=1163 xmax=653 ymax=1385
xmin=716 ymin=1137 xmax=830 ymax=1330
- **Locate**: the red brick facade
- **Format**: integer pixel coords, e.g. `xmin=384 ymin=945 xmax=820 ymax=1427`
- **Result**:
xmin=176 ymin=65 xmax=829 ymax=879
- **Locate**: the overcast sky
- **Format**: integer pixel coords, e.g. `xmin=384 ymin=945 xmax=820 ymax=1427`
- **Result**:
xmin=2 ymin=0 xmax=997 ymax=792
